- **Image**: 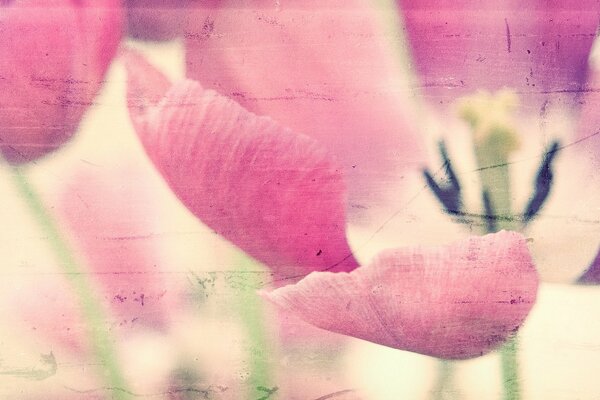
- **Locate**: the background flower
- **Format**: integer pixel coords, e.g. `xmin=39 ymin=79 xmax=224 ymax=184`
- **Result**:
xmin=0 ymin=0 xmax=122 ymax=164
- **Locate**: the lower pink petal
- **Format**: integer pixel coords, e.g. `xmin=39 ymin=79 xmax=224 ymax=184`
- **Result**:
xmin=264 ymin=231 xmax=539 ymax=359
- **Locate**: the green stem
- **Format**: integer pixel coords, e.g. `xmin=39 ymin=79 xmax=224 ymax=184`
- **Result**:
xmin=430 ymin=360 xmax=458 ymax=400
xmin=232 ymin=259 xmax=275 ymax=400
xmin=10 ymin=167 xmax=130 ymax=399
xmin=500 ymin=337 xmax=520 ymax=400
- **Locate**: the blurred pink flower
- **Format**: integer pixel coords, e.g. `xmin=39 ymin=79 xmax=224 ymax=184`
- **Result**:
xmin=124 ymin=50 xmax=539 ymax=359
xmin=9 ymin=162 xmax=181 ymax=355
xmin=58 ymin=163 xmax=180 ymax=334
xmin=182 ymin=1 xmax=600 ymax=283
xmin=398 ymin=0 xmax=600 ymax=282
xmin=0 ymin=0 xmax=122 ymax=164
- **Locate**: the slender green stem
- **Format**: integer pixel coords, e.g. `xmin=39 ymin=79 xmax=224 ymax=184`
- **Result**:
xmin=430 ymin=360 xmax=458 ymax=400
xmin=10 ymin=167 xmax=130 ymax=399
xmin=232 ymin=259 xmax=275 ymax=400
xmin=500 ymin=337 xmax=520 ymax=400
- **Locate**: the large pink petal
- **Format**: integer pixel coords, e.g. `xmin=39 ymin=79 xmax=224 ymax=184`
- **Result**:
xmin=571 ymin=59 xmax=600 ymax=283
xmin=185 ymin=1 xmax=424 ymax=217
xmin=0 ymin=0 xmax=122 ymax=164
xmin=58 ymin=162 xmax=178 ymax=332
xmin=264 ymin=231 xmax=539 ymax=359
xmin=125 ymin=53 xmax=359 ymax=283
xmin=400 ymin=0 xmax=599 ymax=113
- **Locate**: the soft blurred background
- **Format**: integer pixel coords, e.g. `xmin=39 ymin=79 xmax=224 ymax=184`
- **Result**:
xmin=0 ymin=1 xmax=599 ymax=399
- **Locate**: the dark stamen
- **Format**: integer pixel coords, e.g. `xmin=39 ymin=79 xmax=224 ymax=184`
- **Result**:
xmin=482 ymin=190 xmax=498 ymax=233
xmin=523 ymin=140 xmax=560 ymax=222
xmin=423 ymin=140 xmax=463 ymax=215
xmin=439 ymin=141 xmax=461 ymax=193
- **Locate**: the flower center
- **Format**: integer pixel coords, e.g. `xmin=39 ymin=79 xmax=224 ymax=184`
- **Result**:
xmin=424 ymin=90 xmax=560 ymax=234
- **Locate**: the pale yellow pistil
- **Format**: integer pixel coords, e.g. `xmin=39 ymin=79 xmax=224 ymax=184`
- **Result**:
xmin=457 ymin=89 xmax=521 ymax=231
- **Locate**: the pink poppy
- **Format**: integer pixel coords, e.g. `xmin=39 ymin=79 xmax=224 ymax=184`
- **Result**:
xmin=182 ymin=1 xmax=600 ymax=283
xmin=8 ymin=161 xmax=180 ymax=355
xmin=398 ymin=0 xmax=600 ymax=282
xmin=124 ymin=50 xmax=539 ymax=359
xmin=0 ymin=0 xmax=122 ymax=164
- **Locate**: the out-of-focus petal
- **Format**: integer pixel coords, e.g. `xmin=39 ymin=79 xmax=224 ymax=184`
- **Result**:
xmin=524 ymin=147 xmax=600 ymax=282
xmin=264 ymin=231 xmax=538 ymax=359
xmin=567 ymin=49 xmax=600 ymax=284
xmin=125 ymin=0 xmax=194 ymax=41
xmin=125 ymin=52 xmax=359 ymax=283
xmin=58 ymin=162 xmax=177 ymax=332
xmin=185 ymin=1 xmax=424 ymax=218
xmin=400 ymin=0 xmax=599 ymax=114
xmin=0 ymin=0 xmax=122 ymax=164
xmin=578 ymin=249 xmax=600 ymax=284
xmin=4 ymin=274 xmax=86 ymax=354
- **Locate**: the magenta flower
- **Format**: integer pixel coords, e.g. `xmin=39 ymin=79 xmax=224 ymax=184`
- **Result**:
xmin=399 ymin=0 xmax=600 ymax=282
xmin=182 ymin=1 xmax=600 ymax=283
xmin=124 ymin=49 xmax=539 ymax=359
xmin=0 ymin=0 xmax=122 ymax=164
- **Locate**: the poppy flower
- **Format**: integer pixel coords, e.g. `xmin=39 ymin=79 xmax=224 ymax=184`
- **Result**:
xmin=124 ymin=49 xmax=539 ymax=359
xmin=398 ymin=0 xmax=600 ymax=282
xmin=0 ymin=0 xmax=122 ymax=164
xmin=183 ymin=1 xmax=600 ymax=283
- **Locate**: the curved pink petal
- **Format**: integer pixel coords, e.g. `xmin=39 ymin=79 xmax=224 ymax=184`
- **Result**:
xmin=400 ymin=1 xmax=599 ymax=113
xmin=125 ymin=52 xmax=359 ymax=283
xmin=184 ymin=2 xmax=424 ymax=217
xmin=264 ymin=231 xmax=539 ymax=359
xmin=58 ymin=162 xmax=178 ymax=332
xmin=578 ymin=248 xmax=600 ymax=284
xmin=0 ymin=0 xmax=122 ymax=164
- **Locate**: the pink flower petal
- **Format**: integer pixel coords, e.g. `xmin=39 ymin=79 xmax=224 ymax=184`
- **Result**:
xmin=0 ymin=0 xmax=122 ymax=164
xmin=578 ymin=248 xmax=600 ymax=284
xmin=125 ymin=53 xmax=359 ymax=283
xmin=4 ymin=274 xmax=86 ymax=354
xmin=264 ymin=231 xmax=539 ymax=359
xmin=400 ymin=1 xmax=598 ymax=113
xmin=185 ymin=2 xmax=424 ymax=217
